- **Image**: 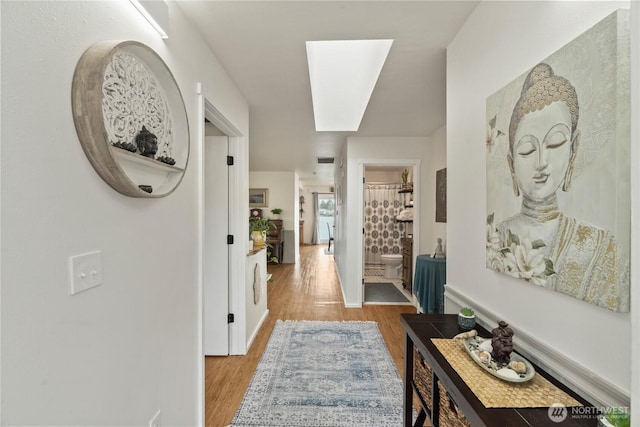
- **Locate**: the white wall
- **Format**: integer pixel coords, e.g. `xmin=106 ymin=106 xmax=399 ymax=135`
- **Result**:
xmin=1 ymin=1 xmax=248 ymax=425
xmin=333 ymin=144 xmax=349 ymax=294
xmin=365 ymin=169 xmax=403 ymax=182
xmin=249 ymin=171 xmax=299 ymax=262
xmin=447 ymin=1 xmax=634 ymax=408
xmin=421 ymin=125 xmax=447 ymax=256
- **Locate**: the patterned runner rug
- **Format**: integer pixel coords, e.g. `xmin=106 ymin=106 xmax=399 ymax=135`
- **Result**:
xmin=231 ymin=320 xmax=404 ymax=426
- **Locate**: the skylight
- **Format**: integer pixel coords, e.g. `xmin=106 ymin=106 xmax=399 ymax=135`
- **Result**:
xmin=306 ymin=39 xmax=393 ymax=132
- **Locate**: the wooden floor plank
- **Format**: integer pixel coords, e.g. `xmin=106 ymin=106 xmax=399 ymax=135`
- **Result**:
xmin=204 ymin=245 xmax=418 ymax=426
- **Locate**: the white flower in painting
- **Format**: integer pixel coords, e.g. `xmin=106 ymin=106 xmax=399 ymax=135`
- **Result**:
xmin=486 ymin=224 xmax=504 ymax=271
xmin=501 ymin=245 xmax=522 ymax=279
xmin=488 ymin=222 xmax=554 ymax=285
xmin=486 ymin=224 xmax=501 ymax=252
xmin=487 ymin=252 xmax=505 ymax=272
xmin=529 ymin=275 xmax=547 ymax=286
xmin=513 ymin=239 xmax=547 ymax=285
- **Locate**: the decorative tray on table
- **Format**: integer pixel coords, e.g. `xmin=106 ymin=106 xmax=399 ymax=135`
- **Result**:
xmin=463 ymin=335 xmax=535 ymax=383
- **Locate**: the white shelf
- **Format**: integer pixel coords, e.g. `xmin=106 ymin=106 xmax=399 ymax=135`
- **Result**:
xmin=111 ymin=146 xmax=184 ymax=173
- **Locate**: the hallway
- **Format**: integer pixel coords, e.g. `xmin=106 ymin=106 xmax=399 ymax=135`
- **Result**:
xmin=205 ymin=244 xmax=417 ymax=426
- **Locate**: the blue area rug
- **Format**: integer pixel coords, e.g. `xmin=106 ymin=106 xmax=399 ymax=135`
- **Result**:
xmin=231 ymin=320 xmax=404 ymax=426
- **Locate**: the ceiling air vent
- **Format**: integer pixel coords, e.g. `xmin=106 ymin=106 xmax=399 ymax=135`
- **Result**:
xmin=317 ymin=157 xmax=335 ymax=164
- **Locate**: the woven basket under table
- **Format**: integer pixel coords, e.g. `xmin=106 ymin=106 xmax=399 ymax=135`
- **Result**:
xmin=437 ymin=379 xmax=471 ymax=427
xmin=413 ymin=347 xmax=432 ymax=412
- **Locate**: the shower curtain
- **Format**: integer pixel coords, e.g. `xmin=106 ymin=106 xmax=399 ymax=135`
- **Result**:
xmin=364 ymin=183 xmax=406 ymax=264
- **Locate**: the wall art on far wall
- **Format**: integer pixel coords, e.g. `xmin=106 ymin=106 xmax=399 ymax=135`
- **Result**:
xmin=485 ymin=10 xmax=630 ymax=312
xmin=249 ymin=188 xmax=269 ymax=207
xmin=435 ymin=168 xmax=447 ymax=223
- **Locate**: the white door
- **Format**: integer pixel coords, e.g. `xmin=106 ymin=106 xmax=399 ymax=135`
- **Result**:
xmin=204 ymin=136 xmax=230 ymax=355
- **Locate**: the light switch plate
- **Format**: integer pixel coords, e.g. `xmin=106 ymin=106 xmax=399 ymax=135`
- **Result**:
xmin=69 ymin=251 xmax=103 ymax=295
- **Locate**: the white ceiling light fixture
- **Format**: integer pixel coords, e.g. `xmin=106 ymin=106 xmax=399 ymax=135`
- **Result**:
xmin=306 ymin=39 xmax=393 ymax=132
xmin=129 ymin=0 xmax=169 ymax=39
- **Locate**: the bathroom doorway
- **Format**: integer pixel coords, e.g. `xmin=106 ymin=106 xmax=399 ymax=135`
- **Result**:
xmin=363 ymin=165 xmax=414 ymax=305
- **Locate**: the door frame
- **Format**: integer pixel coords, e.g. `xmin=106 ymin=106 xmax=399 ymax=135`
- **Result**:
xmin=315 ymin=192 xmax=335 ymax=244
xmin=196 ymin=83 xmax=246 ymax=426
xmin=356 ymin=159 xmax=421 ymax=305
xmin=203 ymin=134 xmax=230 ymax=357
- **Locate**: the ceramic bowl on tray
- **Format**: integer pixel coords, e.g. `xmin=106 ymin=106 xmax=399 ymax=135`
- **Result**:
xmin=463 ymin=336 xmax=535 ymax=383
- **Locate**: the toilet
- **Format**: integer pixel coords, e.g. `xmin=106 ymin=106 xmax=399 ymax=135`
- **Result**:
xmin=380 ymin=254 xmax=403 ymax=278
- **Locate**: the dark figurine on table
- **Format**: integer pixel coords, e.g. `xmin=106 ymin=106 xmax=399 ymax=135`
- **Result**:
xmin=491 ymin=320 xmax=514 ymax=364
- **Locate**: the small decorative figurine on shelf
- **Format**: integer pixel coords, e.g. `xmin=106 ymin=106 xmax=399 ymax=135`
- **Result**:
xmin=135 ymin=126 xmax=158 ymax=159
xmin=156 ymin=155 xmax=176 ymax=165
xmin=433 ymin=237 xmax=445 ymax=259
xmin=112 ymin=141 xmax=137 ymax=152
xmin=491 ymin=321 xmax=514 ymax=364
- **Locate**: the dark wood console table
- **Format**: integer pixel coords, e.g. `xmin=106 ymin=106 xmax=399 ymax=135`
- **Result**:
xmin=401 ymin=314 xmax=596 ymax=427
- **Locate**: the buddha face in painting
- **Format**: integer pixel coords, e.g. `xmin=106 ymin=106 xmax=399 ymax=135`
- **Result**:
xmin=508 ymin=63 xmax=580 ymax=201
xmin=511 ymin=101 xmax=577 ymax=201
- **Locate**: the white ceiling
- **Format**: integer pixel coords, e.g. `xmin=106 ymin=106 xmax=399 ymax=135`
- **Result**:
xmin=177 ymin=1 xmax=479 ymax=185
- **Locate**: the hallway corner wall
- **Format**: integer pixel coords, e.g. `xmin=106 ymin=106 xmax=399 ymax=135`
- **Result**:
xmin=446 ymin=0 xmax=634 ymax=407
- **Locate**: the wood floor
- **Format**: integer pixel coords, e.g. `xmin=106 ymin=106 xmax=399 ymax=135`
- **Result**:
xmin=204 ymin=244 xmax=418 ymax=426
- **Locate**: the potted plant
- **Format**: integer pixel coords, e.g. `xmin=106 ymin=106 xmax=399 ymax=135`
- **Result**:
xmin=270 ymin=208 xmax=282 ymax=219
xmin=599 ymin=408 xmax=630 ymax=427
xmin=249 ymin=217 xmax=273 ymax=249
xmin=401 ymin=168 xmax=413 ymax=191
xmin=266 ymin=243 xmax=279 ymax=265
xmin=458 ymin=307 xmax=476 ymax=330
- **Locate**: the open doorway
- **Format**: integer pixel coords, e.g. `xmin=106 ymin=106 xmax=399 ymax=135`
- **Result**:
xmin=312 ymin=192 xmax=335 ymax=252
xmin=203 ymin=120 xmax=230 ymax=356
xmin=199 ymin=93 xmax=246 ymax=358
xmin=197 ymin=88 xmax=247 ymax=425
xmin=362 ymin=165 xmax=414 ymax=305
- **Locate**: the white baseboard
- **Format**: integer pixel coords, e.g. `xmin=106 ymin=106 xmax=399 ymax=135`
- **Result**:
xmin=246 ymin=309 xmax=269 ymax=352
xmin=335 ymin=265 xmax=363 ymax=308
xmin=344 ymin=303 xmax=362 ymax=308
xmin=445 ymin=284 xmax=630 ymax=408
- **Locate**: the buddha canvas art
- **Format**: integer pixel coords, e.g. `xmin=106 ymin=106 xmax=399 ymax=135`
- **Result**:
xmin=486 ymin=10 xmax=630 ymax=312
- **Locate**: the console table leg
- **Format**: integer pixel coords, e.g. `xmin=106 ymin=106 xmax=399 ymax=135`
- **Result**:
xmin=415 ymin=409 xmax=427 ymax=426
xmin=404 ymin=333 xmax=414 ymax=427
xmin=431 ymin=372 xmax=440 ymax=426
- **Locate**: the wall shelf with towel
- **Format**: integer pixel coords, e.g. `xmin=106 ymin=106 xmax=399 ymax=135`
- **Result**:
xmin=396 ymin=188 xmax=414 ymax=223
